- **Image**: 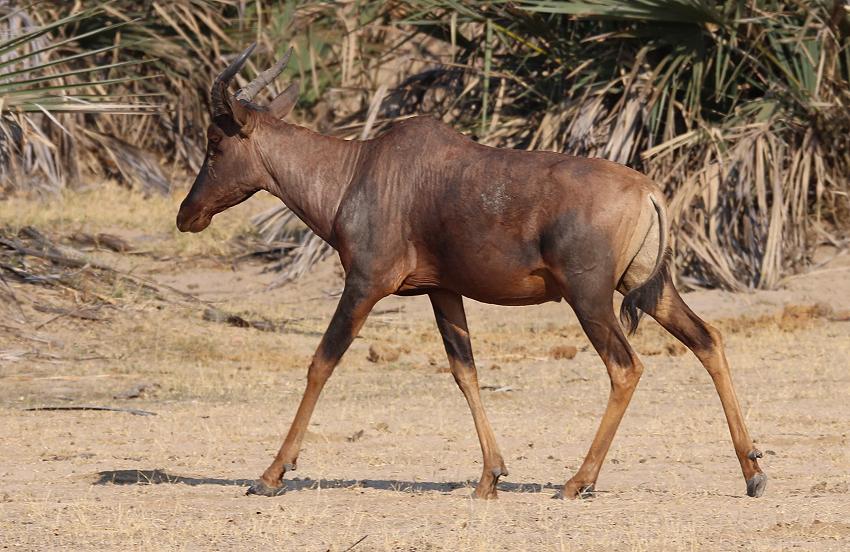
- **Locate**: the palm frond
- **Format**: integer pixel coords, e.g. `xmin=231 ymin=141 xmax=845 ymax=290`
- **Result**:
xmin=0 ymin=4 xmax=157 ymax=193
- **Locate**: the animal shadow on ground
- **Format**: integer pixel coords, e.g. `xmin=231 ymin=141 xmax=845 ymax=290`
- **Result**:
xmin=94 ymin=469 xmax=562 ymax=495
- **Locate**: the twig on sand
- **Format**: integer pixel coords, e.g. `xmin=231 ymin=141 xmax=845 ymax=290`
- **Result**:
xmin=338 ymin=535 xmax=368 ymax=552
xmin=24 ymin=405 xmax=157 ymax=416
xmin=3 ymin=372 xmax=115 ymax=381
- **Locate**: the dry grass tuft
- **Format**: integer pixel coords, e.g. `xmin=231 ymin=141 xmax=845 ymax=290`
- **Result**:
xmin=777 ymin=303 xmax=835 ymax=332
xmin=549 ymin=345 xmax=577 ymax=360
xmin=367 ymin=343 xmax=402 ymax=363
xmin=713 ymin=303 xmax=836 ymax=336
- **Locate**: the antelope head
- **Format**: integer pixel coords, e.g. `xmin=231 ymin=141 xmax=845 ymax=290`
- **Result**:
xmin=176 ymin=43 xmax=300 ymax=232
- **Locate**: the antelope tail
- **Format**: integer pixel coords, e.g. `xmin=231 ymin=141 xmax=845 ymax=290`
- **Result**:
xmin=619 ymin=194 xmax=671 ymax=335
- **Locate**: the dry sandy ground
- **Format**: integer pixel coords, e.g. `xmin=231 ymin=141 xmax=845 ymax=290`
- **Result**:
xmin=1 ymin=188 xmax=849 ymax=551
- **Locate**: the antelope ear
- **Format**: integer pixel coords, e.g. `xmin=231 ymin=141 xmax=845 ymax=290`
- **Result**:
xmin=269 ymin=81 xmax=300 ymax=119
xmin=215 ymin=98 xmax=255 ymax=136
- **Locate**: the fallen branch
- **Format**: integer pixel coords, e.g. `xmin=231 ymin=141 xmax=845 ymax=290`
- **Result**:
xmin=24 ymin=405 xmax=157 ymax=416
xmin=33 ymin=303 xmax=107 ymax=329
xmin=67 ymin=232 xmax=132 ymax=253
xmin=1 ymin=228 xmax=177 ymax=303
xmin=202 ymin=307 xmax=276 ymax=332
xmin=0 ymin=323 xmax=58 ymax=345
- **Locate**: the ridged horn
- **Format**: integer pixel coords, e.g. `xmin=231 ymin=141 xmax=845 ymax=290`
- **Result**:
xmin=235 ymin=47 xmax=293 ymax=102
xmin=210 ymin=43 xmax=256 ymax=118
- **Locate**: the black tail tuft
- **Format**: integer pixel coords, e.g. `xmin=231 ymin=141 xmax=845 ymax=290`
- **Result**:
xmin=619 ymin=248 xmax=672 ymax=335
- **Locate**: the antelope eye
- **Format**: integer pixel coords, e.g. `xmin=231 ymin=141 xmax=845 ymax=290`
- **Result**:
xmin=207 ymin=133 xmax=223 ymax=154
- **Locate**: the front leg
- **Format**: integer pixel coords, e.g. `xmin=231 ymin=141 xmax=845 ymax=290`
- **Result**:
xmin=247 ymin=276 xmax=384 ymax=496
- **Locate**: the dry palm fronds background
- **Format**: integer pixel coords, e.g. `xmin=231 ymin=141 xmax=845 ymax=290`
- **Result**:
xmin=1 ymin=0 xmax=848 ymax=290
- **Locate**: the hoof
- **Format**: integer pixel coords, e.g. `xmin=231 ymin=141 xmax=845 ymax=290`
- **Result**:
xmin=471 ymin=465 xmax=507 ymax=499
xmin=471 ymin=488 xmax=499 ymax=500
xmin=246 ymin=479 xmax=286 ymax=497
xmin=471 ymin=478 xmax=499 ymax=499
xmin=472 ymin=467 xmax=508 ymax=500
xmin=746 ymin=473 xmax=767 ymax=498
xmin=553 ymin=483 xmax=594 ymax=500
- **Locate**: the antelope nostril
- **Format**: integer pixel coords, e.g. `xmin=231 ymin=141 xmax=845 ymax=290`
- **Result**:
xmin=176 ymin=209 xmax=189 ymax=230
xmin=176 ymin=205 xmax=200 ymax=232
xmin=176 ymin=206 xmax=211 ymax=233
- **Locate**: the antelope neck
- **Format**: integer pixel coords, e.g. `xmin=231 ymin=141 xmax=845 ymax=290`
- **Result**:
xmin=258 ymin=121 xmax=363 ymax=244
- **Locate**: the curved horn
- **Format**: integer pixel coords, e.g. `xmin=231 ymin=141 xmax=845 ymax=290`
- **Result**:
xmin=235 ymin=47 xmax=293 ymax=102
xmin=210 ymin=43 xmax=256 ymax=118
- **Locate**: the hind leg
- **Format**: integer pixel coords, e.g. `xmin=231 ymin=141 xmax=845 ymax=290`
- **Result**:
xmin=555 ymin=284 xmax=645 ymax=499
xmin=642 ymin=276 xmax=767 ymax=497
